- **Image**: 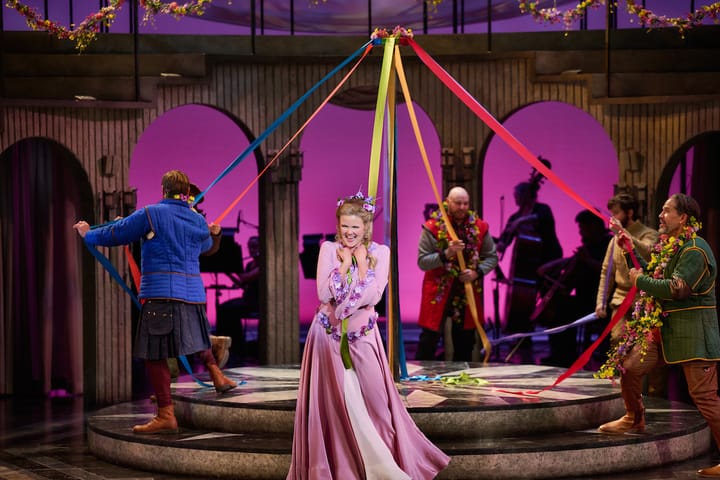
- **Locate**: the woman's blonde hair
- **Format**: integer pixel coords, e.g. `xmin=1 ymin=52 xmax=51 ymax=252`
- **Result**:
xmin=335 ymin=196 xmax=376 ymax=268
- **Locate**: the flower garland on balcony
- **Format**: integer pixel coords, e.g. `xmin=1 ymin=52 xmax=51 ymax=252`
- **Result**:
xmin=6 ymin=0 xmax=720 ymax=50
xmin=4 ymin=0 xmax=213 ymax=51
xmin=518 ymin=0 xmax=720 ymax=35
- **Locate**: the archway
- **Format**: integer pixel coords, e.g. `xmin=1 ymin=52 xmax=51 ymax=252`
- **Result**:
xmin=0 ymin=137 xmax=94 ymax=396
xmin=298 ymin=100 xmax=442 ymax=333
xmin=658 ymin=130 xmax=720 ymax=310
xmin=482 ymin=101 xmax=618 ymax=339
xmin=129 ymin=104 xmax=260 ymax=366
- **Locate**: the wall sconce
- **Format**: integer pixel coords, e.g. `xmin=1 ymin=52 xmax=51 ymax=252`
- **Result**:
xmin=462 ymin=147 xmax=475 ymax=168
xmin=99 ymin=155 xmax=114 ymax=177
xmin=122 ymin=189 xmax=137 ymax=216
xmin=99 ymin=191 xmax=120 ymax=222
xmin=289 ymin=150 xmax=304 ymax=169
xmin=620 ymin=149 xmax=644 ymax=173
xmin=628 ymin=151 xmax=644 ymax=172
xmin=441 ymin=148 xmax=455 ymax=168
xmin=268 ymin=149 xmax=304 ymax=184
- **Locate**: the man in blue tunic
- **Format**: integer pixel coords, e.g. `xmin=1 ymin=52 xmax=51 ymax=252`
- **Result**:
xmin=74 ymin=170 xmax=235 ymax=434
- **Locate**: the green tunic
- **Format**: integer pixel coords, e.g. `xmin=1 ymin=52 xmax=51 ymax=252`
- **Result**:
xmin=635 ymin=236 xmax=720 ymax=364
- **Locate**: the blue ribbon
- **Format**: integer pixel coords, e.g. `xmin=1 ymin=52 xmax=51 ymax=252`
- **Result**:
xmin=84 ymin=241 xmax=142 ymax=311
xmin=194 ymin=40 xmax=374 ymax=205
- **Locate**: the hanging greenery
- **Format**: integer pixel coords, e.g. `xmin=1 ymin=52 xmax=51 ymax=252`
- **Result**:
xmin=5 ymin=0 xmax=720 ymax=51
xmin=4 ymin=0 xmax=213 ymax=50
xmin=518 ymin=0 xmax=720 ymax=36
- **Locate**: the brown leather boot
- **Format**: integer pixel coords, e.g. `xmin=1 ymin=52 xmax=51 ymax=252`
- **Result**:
xmin=698 ymin=464 xmax=720 ymax=477
xmin=598 ymin=409 xmax=645 ymax=434
xmin=211 ymin=335 xmax=232 ymax=369
xmin=207 ymin=364 xmax=237 ymax=393
xmin=132 ymin=405 xmax=178 ymax=434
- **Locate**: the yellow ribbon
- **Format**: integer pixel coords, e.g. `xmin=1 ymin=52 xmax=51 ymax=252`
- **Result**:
xmin=385 ymin=48 xmax=399 ymax=373
xmin=367 ymin=36 xmax=396 ymax=199
xmin=393 ymin=47 xmax=492 ymax=363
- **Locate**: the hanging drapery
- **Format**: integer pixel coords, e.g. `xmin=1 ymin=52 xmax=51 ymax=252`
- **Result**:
xmin=0 ymin=138 xmax=84 ymax=396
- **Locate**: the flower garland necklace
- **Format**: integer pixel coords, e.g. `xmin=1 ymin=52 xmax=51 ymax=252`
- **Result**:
xmin=429 ymin=203 xmax=483 ymax=322
xmin=596 ymin=216 xmax=701 ymax=380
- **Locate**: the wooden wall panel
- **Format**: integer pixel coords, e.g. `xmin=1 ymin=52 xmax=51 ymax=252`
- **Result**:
xmin=2 ymin=48 xmax=720 ymax=403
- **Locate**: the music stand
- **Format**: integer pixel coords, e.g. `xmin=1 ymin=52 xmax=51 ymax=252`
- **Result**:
xmin=200 ymin=228 xmax=244 ymax=324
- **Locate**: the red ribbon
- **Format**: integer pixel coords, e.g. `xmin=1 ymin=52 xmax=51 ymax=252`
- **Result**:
xmin=405 ymin=38 xmax=645 ymax=393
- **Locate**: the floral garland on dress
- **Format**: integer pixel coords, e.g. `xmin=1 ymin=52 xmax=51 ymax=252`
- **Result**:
xmin=5 ymin=0 xmax=214 ymax=51
xmin=518 ymin=1 xmax=720 ymax=35
xmin=596 ymin=216 xmax=702 ymax=380
xmin=428 ymin=202 xmax=483 ymax=323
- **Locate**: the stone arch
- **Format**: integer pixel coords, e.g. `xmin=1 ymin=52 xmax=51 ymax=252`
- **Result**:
xmin=657 ymin=130 xmax=720 ymax=269
xmin=128 ymin=103 xmax=263 ymax=362
xmin=480 ymin=100 xmax=618 ymax=334
xmin=0 ymin=137 xmax=94 ymax=397
xmin=297 ymin=96 xmax=442 ymax=327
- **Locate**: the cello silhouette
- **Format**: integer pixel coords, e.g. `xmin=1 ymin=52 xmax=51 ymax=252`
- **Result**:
xmin=500 ymin=157 xmax=552 ymax=333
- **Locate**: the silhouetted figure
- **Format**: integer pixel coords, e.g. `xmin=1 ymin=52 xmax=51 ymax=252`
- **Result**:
xmin=535 ymin=209 xmax=611 ymax=367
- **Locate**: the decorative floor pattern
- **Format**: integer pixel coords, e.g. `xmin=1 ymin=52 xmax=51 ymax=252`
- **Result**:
xmin=2 ymin=341 xmax=720 ymax=479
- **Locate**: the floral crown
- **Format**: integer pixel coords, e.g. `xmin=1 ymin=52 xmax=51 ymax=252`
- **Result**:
xmin=371 ymin=26 xmax=414 ymax=41
xmin=337 ymin=190 xmax=376 ymax=214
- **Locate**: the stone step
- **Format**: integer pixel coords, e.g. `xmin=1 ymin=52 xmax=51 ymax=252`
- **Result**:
xmin=86 ymin=363 xmax=712 ymax=479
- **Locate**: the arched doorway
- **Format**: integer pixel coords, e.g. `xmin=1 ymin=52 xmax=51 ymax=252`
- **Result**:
xmin=298 ymin=98 xmax=442 ymax=334
xmin=0 ymin=137 xmax=94 ymax=397
xmin=129 ymin=104 xmax=260 ymax=370
xmin=482 ymin=101 xmax=618 ymax=339
xmin=658 ymin=131 xmax=720 ymax=311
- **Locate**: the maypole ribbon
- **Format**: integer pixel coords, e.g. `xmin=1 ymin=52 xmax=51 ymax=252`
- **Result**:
xmin=496 ymin=288 xmax=636 ymax=396
xmin=406 ymin=38 xmax=605 ymax=223
xmin=366 ymin=36 xmax=396 ymax=200
xmin=405 ymin=37 xmax=649 ymax=387
xmin=393 ymin=46 xmax=492 ymax=363
xmin=385 ymin=48 xmax=401 ymax=377
xmin=337 ymin=35 xmax=396 ymax=372
xmin=194 ymin=39 xmax=374 ymax=206
xmin=212 ymin=42 xmax=374 ymax=225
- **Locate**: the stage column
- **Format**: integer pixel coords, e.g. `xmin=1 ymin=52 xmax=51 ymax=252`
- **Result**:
xmin=259 ymin=149 xmax=303 ymax=364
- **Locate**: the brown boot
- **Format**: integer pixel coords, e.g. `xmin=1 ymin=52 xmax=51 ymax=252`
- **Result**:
xmin=133 ymin=405 xmax=178 ymax=434
xmin=207 ymin=364 xmax=237 ymax=393
xmin=698 ymin=464 xmax=720 ymax=477
xmin=598 ymin=409 xmax=645 ymax=434
xmin=211 ymin=335 xmax=232 ymax=369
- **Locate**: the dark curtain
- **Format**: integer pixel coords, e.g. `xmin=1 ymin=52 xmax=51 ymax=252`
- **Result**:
xmin=690 ymin=135 xmax=720 ymax=318
xmin=0 ymin=138 xmax=84 ymax=396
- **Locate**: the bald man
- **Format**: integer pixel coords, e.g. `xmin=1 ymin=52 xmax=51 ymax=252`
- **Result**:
xmin=416 ymin=186 xmax=498 ymax=361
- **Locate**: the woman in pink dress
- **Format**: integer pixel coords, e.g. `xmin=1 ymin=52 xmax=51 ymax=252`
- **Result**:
xmin=287 ymin=192 xmax=450 ymax=479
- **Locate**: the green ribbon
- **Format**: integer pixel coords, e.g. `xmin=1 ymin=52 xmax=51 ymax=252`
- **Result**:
xmin=340 ymin=317 xmax=353 ymax=370
xmin=440 ymin=372 xmax=489 ymax=386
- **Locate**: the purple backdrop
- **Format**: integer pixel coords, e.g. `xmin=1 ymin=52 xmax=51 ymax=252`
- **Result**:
xmin=128 ymin=99 xmax=617 ymax=328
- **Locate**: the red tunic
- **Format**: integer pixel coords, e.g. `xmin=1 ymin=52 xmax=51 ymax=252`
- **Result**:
xmin=417 ymin=216 xmax=489 ymax=332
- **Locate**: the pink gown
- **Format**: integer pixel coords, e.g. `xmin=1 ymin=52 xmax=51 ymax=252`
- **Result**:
xmin=287 ymin=241 xmax=450 ymax=479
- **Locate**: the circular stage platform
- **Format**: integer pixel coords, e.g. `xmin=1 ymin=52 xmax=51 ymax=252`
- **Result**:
xmin=87 ymin=362 xmax=711 ymax=479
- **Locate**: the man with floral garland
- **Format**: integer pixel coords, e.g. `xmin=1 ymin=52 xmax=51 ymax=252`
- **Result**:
xmin=596 ymin=193 xmax=720 ymax=478
xmin=416 ymin=186 xmax=498 ymax=362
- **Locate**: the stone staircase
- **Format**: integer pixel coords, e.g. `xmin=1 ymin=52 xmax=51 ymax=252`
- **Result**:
xmin=86 ymin=363 xmax=711 ymax=479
